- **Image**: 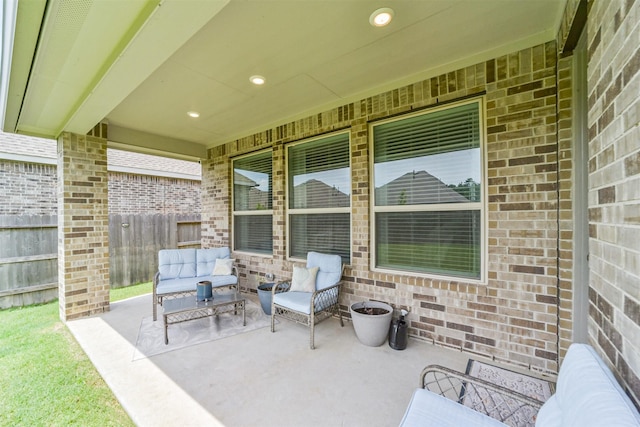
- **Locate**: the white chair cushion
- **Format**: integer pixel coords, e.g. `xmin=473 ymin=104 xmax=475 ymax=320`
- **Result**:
xmin=196 ymin=247 xmax=231 ymax=277
xmin=158 ymin=249 xmax=196 ymax=279
xmin=273 ymin=291 xmax=313 ymax=314
xmin=290 ymin=265 xmax=318 ymax=292
xmin=212 ymin=258 xmax=234 ymax=276
xmin=156 ymin=274 xmax=237 ymax=296
xmin=536 ymin=343 xmax=640 ymax=427
xmin=400 ymin=389 xmax=506 ymax=427
xmin=306 ymin=251 xmax=341 ymax=290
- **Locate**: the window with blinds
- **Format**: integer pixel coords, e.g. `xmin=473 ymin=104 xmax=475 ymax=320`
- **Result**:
xmin=233 ymin=150 xmax=273 ymax=254
xmin=287 ymin=132 xmax=351 ymax=263
xmin=371 ymin=99 xmax=484 ymax=280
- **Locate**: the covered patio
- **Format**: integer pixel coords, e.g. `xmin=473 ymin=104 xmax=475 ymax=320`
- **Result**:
xmin=1 ymin=0 xmax=639 ymax=423
xmin=68 ymin=293 xmax=473 ymax=426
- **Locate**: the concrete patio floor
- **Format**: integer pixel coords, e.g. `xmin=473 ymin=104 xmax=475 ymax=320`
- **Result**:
xmin=67 ymin=293 xmax=474 ymax=427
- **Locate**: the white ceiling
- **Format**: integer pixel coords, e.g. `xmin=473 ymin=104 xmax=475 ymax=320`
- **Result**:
xmin=2 ymin=0 xmax=566 ymax=160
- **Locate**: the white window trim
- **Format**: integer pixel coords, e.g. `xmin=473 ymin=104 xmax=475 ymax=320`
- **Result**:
xmin=369 ymin=97 xmax=488 ymax=284
xmin=231 ymin=148 xmax=274 ymax=256
xmin=285 ymin=131 xmax=353 ymax=263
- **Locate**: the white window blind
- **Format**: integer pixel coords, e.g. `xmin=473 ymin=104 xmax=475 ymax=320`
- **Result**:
xmin=288 ymin=133 xmax=350 ymax=263
xmin=233 ymin=150 xmax=273 ymax=254
xmin=372 ymin=100 xmax=484 ymax=279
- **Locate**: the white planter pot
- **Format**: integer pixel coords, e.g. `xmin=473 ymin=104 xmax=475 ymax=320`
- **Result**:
xmin=350 ymin=301 xmax=393 ymax=347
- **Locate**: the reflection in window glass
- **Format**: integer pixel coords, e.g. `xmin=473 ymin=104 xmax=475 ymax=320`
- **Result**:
xmin=376 ymin=211 xmax=481 ymax=279
xmin=233 ymin=150 xmax=273 ymax=254
xmin=372 ymin=100 xmax=484 ymax=280
xmin=288 ymin=133 xmax=351 ymax=264
xmin=374 ymin=149 xmax=481 ymax=205
xmin=289 ymin=134 xmax=350 ymax=209
xmin=234 ymin=151 xmax=272 ymax=211
xmin=290 ymin=213 xmax=350 ymax=262
xmin=234 ymin=215 xmax=273 ymax=255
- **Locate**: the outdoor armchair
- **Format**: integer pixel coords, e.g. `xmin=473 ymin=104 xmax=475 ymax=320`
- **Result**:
xmin=270 ymin=251 xmax=344 ymax=349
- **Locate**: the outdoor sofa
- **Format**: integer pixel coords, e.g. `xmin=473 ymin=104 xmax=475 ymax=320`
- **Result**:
xmin=400 ymin=342 xmax=640 ymax=426
xmin=152 ymin=247 xmax=238 ymax=321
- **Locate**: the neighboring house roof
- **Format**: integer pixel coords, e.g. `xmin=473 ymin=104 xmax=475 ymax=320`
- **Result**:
xmin=233 ymin=171 xmax=268 ymax=210
xmin=235 ymin=178 xmax=350 ymax=211
xmin=0 ymin=131 xmax=201 ymax=180
xmin=292 ymin=179 xmax=350 ymax=209
xmin=375 ymin=170 xmax=469 ymax=205
xmin=233 ymin=171 xmax=258 ymax=187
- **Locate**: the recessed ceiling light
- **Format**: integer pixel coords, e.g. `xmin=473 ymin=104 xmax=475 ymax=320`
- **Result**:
xmin=250 ymin=75 xmax=266 ymax=85
xmin=187 ymin=111 xmax=200 ymax=118
xmin=370 ymin=7 xmax=394 ymax=27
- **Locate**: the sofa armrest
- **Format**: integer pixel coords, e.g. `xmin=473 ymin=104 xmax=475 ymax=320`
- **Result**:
xmin=420 ymin=365 xmax=544 ymax=425
xmin=152 ymin=271 xmax=161 ymax=321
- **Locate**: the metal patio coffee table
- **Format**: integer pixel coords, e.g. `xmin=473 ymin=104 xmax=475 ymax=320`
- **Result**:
xmin=162 ymin=291 xmax=245 ymax=344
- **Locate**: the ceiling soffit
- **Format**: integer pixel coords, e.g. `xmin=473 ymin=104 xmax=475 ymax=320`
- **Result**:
xmin=14 ymin=0 xmax=229 ymax=140
xmin=6 ymin=0 xmax=566 ymax=158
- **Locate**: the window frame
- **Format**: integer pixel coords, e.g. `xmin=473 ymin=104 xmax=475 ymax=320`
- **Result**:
xmin=286 ymin=131 xmax=352 ymax=264
xmin=231 ymin=148 xmax=274 ymax=256
xmin=369 ymin=98 xmax=487 ymax=283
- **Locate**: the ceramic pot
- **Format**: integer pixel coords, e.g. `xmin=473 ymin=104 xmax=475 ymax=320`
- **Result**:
xmin=350 ymin=301 xmax=393 ymax=346
xmin=257 ymin=283 xmax=275 ymax=314
xmin=257 ymin=282 xmax=290 ymax=315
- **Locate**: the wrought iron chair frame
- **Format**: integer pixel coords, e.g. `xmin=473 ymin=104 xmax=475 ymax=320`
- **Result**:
xmin=270 ymin=264 xmax=344 ymax=349
xmin=419 ymin=364 xmax=547 ymax=426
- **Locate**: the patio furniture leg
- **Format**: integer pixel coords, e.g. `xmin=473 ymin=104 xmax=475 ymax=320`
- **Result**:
xmin=242 ymin=300 xmax=246 ymax=326
xmin=164 ymin=315 xmax=169 ymax=345
xmin=271 ymin=310 xmax=275 ymax=332
xmin=310 ymin=322 xmax=315 ymax=350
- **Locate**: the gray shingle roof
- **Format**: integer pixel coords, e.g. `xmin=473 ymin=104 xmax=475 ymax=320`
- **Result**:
xmin=0 ymin=131 xmax=200 ymax=179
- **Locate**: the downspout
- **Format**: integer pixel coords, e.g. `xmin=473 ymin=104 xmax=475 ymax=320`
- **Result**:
xmin=554 ymin=44 xmax=561 ymax=371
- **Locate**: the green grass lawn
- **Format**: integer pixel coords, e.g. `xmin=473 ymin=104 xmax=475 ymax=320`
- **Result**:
xmin=111 ymin=281 xmax=152 ymax=302
xmin=377 ymin=242 xmax=481 ymax=279
xmin=0 ymin=282 xmax=152 ymax=426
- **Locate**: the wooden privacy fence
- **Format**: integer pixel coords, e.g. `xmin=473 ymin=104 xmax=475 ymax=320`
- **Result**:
xmin=0 ymin=214 xmax=201 ymax=309
xmin=109 ymin=213 xmax=201 ymax=287
xmin=0 ymin=215 xmax=58 ymax=308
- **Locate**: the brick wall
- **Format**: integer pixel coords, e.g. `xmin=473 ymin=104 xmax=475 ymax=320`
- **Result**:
xmin=586 ymin=0 xmax=640 ymax=408
xmin=556 ymin=53 xmax=576 ymax=359
xmin=108 ymin=172 xmax=201 ymax=214
xmin=57 ymin=132 xmax=110 ymax=321
xmin=203 ymin=40 xmax=564 ymax=372
xmin=0 ymin=161 xmax=57 ymax=215
xmin=0 ymin=160 xmax=200 ymax=215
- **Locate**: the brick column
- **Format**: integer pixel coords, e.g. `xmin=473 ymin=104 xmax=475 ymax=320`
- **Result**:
xmin=57 ymin=131 xmax=109 ymax=321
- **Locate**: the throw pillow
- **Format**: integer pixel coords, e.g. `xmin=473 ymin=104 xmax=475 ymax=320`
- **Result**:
xmin=290 ymin=266 xmax=319 ymax=293
xmin=212 ymin=258 xmax=234 ymax=276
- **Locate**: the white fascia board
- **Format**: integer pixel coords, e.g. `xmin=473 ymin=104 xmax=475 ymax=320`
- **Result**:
xmin=0 ymin=150 xmax=200 ymax=181
xmin=108 ymin=125 xmax=207 ymax=161
xmin=0 ymin=151 xmax=55 ymax=165
xmin=63 ymin=0 xmax=230 ymax=136
xmin=0 ymin=0 xmax=47 ymax=133
xmin=0 ymin=0 xmax=18 ymax=130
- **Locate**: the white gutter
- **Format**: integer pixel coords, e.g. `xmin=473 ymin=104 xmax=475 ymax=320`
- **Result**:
xmin=0 ymin=150 xmax=200 ymax=181
xmin=0 ymin=0 xmax=18 ymax=130
xmin=0 ymin=151 xmax=55 ymax=165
